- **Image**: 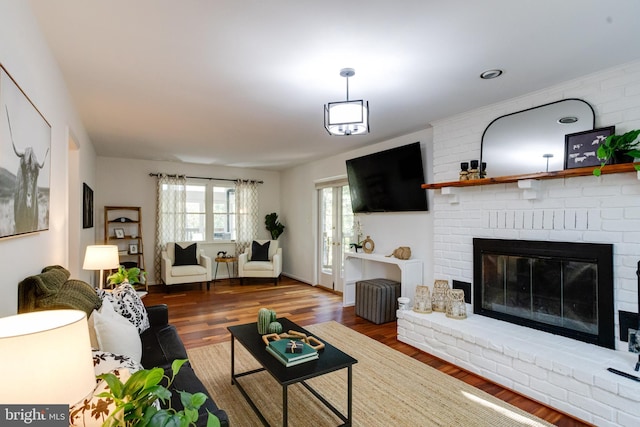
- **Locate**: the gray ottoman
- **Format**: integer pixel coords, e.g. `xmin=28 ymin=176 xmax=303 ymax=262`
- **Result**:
xmin=355 ymin=278 xmax=401 ymax=324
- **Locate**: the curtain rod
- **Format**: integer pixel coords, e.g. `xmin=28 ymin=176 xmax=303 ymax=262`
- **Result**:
xmin=148 ymin=173 xmax=263 ymax=184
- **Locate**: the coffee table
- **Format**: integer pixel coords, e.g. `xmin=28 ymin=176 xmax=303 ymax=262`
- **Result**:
xmin=228 ymin=317 xmax=357 ymax=426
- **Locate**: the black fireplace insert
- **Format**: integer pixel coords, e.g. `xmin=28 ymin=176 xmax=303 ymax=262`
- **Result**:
xmin=473 ymin=238 xmax=614 ymax=349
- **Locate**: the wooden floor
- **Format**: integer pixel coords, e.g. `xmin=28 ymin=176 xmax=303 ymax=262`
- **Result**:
xmin=143 ymin=276 xmax=592 ymax=427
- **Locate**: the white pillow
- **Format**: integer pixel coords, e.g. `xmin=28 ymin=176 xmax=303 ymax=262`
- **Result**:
xmin=88 ymin=298 xmax=142 ymax=363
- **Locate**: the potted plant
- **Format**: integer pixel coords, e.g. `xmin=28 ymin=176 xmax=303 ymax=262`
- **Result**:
xmin=265 ymin=212 xmax=285 ymax=240
xmin=107 ymin=265 xmax=147 ymax=286
xmin=98 ymin=359 xmax=220 ymax=427
xmin=593 ymin=129 xmax=640 ymax=176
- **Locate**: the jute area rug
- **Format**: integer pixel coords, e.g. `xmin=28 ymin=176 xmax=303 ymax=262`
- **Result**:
xmin=187 ymin=321 xmax=553 ymax=426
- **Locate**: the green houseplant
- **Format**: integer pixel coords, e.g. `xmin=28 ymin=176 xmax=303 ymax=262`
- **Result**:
xmin=593 ymin=129 xmax=640 ymax=176
xmin=97 ymin=359 xmax=220 ymax=427
xmin=107 ymin=265 xmax=147 ymax=286
xmin=265 ymin=212 xmax=285 ymax=240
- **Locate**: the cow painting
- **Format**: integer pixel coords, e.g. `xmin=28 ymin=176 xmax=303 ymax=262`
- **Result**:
xmin=5 ymin=106 xmax=49 ymax=235
xmin=0 ymin=65 xmax=51 ymax=238
xmin=11 ymin=138 xmax=49 ymax=233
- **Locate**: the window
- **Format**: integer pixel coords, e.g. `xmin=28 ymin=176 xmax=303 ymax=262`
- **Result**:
xmin=184 ymin=181 xmax=236 ymax=241
xmin=213 ymin=186 xmax=236 ymax=240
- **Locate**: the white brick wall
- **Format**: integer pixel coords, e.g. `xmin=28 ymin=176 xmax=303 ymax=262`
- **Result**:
xmin=411 ymin=60 xmax=640 ymax=424
xmin=398 ymin=310 xmax=640 ymax=426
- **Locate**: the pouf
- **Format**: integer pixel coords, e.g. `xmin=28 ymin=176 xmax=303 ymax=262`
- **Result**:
xmin=355 ymin=278 xmax=401 ymax=324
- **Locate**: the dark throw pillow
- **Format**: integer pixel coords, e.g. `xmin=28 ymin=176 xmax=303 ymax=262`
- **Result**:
xmin=251 ymin=240 xmax=270 ymax=261
xmin=173 ymin=243 xmax=198 ymax=266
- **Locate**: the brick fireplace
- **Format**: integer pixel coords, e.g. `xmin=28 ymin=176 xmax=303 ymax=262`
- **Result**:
xmin=473 ymin=238 xmax=614 ymax=349
xmin=414 ymin=61 xmax=640 ymax=426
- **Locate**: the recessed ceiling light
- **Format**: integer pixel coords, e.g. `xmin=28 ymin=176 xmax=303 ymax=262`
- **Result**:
xmin=558 ymin=116 xmax=578 ymax=124
xmin=480 ymin=69 xmax=503 ymax=79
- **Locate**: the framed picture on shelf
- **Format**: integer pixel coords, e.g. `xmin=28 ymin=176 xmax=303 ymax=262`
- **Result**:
xmin=564 ymin=126 xmax=615 ymax=169
xmin=114 ymin=228 xmax=125 ymax=239
xmin=129 ymin=244 xmax=138 ymax=254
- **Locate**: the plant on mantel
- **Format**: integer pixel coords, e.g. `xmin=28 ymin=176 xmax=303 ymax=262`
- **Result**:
xmin=593 ymin=129 xmax=640 ymax=176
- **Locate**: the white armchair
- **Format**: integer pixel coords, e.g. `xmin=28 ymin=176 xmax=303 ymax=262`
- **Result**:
xmin=238 ymin=240 xmax=282 ymax=286
xmin=160 ymin=242 xmax=212 ymax=290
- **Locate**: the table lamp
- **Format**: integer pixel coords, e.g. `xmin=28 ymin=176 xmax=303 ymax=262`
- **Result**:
xmin=83 ymin=244 xmax=120 ymax=289
xmin=0 ymin=310 xmax=95 ymax=405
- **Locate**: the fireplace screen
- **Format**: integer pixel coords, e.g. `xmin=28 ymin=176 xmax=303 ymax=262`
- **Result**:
xmin=473 ymin=239 xmax=614 ymax=349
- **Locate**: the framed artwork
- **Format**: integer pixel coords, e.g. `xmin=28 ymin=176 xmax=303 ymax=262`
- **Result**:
xmin=129 ymin=244 xmax=139 ymax=254
xmin=564 ymin=126 xmax=615 ymax=169
xmin=114 ymin=228 xmax=125 ymax=239
xmin=82 ymin=183 xmax=94 ymax=229
xmin=0 ymin=64 xmax=52 ymax=238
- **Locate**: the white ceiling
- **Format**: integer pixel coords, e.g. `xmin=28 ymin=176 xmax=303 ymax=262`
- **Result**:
xmin=28 ymin=0 xmax=640 ymax=170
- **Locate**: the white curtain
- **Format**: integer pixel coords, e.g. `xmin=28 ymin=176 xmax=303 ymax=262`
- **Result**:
xmin=154 ymin=174 xmax=187 ymax=281
xmin=235 ymin=179 xmax=259 ymax=257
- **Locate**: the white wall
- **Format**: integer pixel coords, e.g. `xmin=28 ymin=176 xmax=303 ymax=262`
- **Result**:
xmin=0 ymin=2 xmax=96 ymax=316
xmin=96 ymin=157 xmax=281 ymax=284
xmin=280 ymin=129 xmax=435 ymax=287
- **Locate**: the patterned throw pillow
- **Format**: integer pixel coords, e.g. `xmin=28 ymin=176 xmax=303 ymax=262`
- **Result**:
xmin=69 ymin=350 xmax=142 ymax=427
xmin=98 ymin=283 xmax=150 ymax=333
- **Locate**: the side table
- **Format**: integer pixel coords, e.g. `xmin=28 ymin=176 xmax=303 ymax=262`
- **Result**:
xmin=214 ymin=256 xmax=237 ymax=284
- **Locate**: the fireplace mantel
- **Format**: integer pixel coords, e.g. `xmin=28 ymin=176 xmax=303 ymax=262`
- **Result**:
xmin=421 ymin=162 xmax=640 ymax=190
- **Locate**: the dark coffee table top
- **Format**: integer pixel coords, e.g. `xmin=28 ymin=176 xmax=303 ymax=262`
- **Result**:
xmin=228 ymin=317 xmax=357 ymax=385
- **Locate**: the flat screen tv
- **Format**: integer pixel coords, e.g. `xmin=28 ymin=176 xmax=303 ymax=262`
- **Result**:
xmin=346 ymin=142 xmax=428 ymax=213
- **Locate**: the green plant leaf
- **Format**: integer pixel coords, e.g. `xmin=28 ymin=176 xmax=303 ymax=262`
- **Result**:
xmin=122 ymin=369 xmax=156 ymax=397
xmin=97 ymin=373 xmax=125 ymax=399
xmin=183 ymin=407 xmax=199 ymax=423
xmin=143 ymin=367 xmax=165 ymax=388
xmin=206 ymin=411 xmax=222 ymax=427
xmin=170 ymin=359 xmax=189 ymax=381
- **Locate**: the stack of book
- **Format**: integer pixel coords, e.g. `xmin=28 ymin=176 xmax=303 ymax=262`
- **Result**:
xmin=266 ymin=339 xmax=318 ymax=367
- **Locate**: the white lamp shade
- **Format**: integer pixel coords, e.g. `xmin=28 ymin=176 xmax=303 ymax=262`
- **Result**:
xmin=0 ymin=310 xmax=95 ymax=405
xmin=83 ymin=245 xmax=120 ymax=270
xmin=324 ymin=100 xmax=369 ymax=136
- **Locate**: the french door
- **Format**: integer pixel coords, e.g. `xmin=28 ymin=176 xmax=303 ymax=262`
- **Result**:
xmin=317 ymin=184 xmax=354 ymax=292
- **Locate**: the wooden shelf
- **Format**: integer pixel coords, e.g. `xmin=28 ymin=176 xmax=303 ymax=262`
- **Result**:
xmin=422 ymin=163 xmax=639 ymax=190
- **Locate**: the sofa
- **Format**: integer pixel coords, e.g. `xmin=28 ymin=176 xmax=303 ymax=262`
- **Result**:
xmin=18 ymin=266 xmax=228 ymax=427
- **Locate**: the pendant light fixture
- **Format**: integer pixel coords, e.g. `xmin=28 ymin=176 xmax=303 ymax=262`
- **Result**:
xmin=324 ymin=68 xmax=369 ymax=136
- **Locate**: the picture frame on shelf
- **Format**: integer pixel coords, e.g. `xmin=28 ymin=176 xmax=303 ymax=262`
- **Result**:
xmin=564 ymin=126 xmax=615 ymax=169
xmin=129 ymin=244 xmax=138 ymax=254
xmin=114 ymin=228 xmax=125 ymax=239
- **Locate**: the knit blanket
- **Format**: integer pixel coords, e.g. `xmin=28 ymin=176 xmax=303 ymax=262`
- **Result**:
xmin=18 ymin=265 xmax=102 ymax=316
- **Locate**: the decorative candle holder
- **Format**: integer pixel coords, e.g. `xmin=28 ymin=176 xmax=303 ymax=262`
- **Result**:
xmin=413 ymin=285 xmax=432 ymax=313
xmin=431 ymin=280 xmax=450 ymax=312
xmin=445 ymin=289 xmax=467 ymax=319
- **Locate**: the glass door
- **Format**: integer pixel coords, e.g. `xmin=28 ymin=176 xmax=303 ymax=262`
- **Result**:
xmin=318 ymin=185 xmax=354 ymax=292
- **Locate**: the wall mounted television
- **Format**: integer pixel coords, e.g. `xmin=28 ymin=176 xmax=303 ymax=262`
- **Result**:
xmin=346 ymin=142 xmax=428 ymax=213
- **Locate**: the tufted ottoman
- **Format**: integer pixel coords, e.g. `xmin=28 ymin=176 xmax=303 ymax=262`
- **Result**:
xmin=355 ymin=278 xmax=401 ymax=324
